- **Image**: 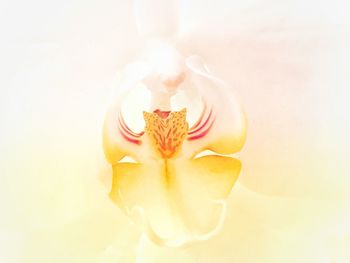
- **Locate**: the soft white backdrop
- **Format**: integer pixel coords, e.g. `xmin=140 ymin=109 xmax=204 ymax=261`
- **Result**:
xmin=1 ymin=0 xmax=350 ymax=262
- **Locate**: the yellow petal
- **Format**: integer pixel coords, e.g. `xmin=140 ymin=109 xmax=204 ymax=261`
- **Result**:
xmin=110 ymin=161 xmax=184 ymax=239
xmin=109 ymin=155 xmax=241 ymax=244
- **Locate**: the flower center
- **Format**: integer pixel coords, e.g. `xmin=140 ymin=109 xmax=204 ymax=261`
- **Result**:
xmin=143 ymin=109 xmax=188 ymax=159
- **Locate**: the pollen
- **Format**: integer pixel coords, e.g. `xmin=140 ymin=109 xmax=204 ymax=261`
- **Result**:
xmin=144 ymin=109 xmax=188 ymax=159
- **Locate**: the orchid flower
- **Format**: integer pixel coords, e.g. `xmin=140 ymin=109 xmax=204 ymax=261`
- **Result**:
xmin=2 ymin=0 xmax=350 ymax=262
xmin=103 ymin=41 xmax=247 ymax=245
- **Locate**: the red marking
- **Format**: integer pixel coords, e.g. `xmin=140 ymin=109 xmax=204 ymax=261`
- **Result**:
xmin=118 ymin=127 xmax=142 ymax=145
xmin=187 ymin=118 xmax=215 ymax=141
xmin=166 ymin=127 xmax=172 ymax=137
xmin=154 ymin=109 xmax=171 ymax=119
xmin=118 ymin=112 xmax=144 ymax=137
xmin=189 ymin=103 xmax=207 ymax=130
xmin=160 ymin=140 xmax=167 ymax=150
xmin=167 ymin=138 xmax=172 ymax=149
xmin=117 ymin=111 xmax=143 ymax=145
xmin=188 ymin=109 xmax=213 ymax=135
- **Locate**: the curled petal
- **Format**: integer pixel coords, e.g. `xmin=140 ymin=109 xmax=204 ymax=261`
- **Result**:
xmin=182 ymin=55 xmax=247 ymax=157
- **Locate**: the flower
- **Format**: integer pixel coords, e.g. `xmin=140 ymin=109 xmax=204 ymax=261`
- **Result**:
xmin=103 ymin=42 xmax=247 ymax=245
xmin=1 ymin=1 xmax=349 ymax=262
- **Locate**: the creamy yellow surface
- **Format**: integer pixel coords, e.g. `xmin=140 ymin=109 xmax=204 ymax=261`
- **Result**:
xmin=1 ymin=0 xmax=350 ymax=262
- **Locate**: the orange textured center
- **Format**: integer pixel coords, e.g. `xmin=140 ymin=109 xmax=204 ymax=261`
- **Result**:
xmin=143 ymin=109 xmax=188 ymax=159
